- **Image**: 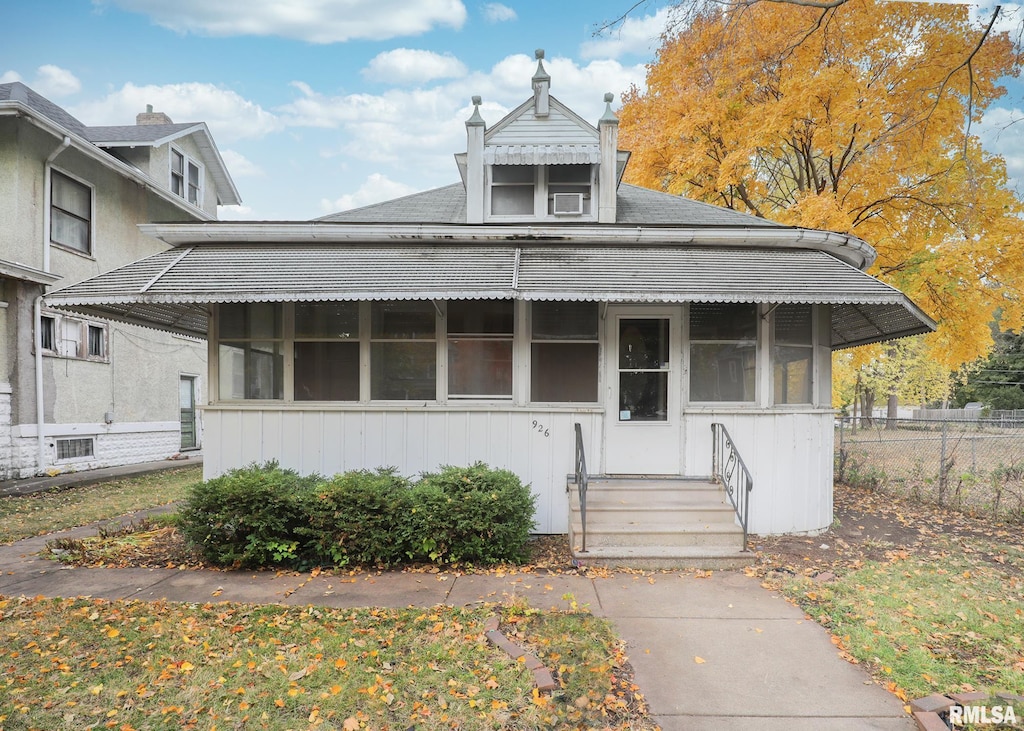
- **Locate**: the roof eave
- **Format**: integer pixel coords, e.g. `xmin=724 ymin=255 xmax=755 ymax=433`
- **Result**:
xmin=137 ymin=222 xmax=877 ymax=269
xmin=0 ymin=105 xmax=218 ymax=221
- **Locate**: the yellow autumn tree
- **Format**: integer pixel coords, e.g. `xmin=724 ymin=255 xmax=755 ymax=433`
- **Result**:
xmin=619 ymin=0 xmax=1024 ymax=373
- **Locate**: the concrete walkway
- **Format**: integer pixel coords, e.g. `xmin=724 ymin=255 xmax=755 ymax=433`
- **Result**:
xmin=0 ymin=520 xmax=913 ymax=729
xmin=0 ymin=456 xmax=202 ymax=497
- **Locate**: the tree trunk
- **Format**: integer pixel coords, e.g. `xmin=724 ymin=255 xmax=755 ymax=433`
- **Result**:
xmin=885 ymin=393 xmax=899 ymax=430
xmin=860 ymin=389 xmax=875 ymax=427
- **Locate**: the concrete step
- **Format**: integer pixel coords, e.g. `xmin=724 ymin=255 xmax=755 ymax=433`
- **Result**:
xmin=569 ymin=545 xmax=754 ymax=570
xmin=570 ymin=503 xmax=737 ymax=524
xmin=569 ymin=521 xmax=744 ymax=548
xmin=574 ymin=489 xmax=729 ymax=507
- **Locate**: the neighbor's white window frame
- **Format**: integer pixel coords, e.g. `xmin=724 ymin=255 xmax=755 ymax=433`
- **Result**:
xmin=38 ymin=309 xmax=109 ymax=363
xmin=49 ymin=167 xmax=95 ymax=257
xmin=169 ymin=145 xmax=204 ymax=208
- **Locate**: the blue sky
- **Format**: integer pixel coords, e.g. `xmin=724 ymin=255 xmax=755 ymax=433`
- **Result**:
xmin=2 ymin=0 xmax=1021 ymax=220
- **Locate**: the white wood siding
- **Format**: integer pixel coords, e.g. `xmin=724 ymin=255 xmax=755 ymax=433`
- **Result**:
xmin=682 ymin=410 xmax=834 ymax=535
xmin=203 ymin=407 xmax=603 ymax=534
xmin=487 ymin=108 xmax=598 ymax=145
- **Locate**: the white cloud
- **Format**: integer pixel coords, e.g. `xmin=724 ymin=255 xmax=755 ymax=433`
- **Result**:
xmin=281 ymin=53 xmax=645 ymax=167
xmin=34 ymin=65 xmax=82 ymax=97
xmin=320 ymin=173 xmax=419 ymax=212
xmin=0 ymin=65 xmax=81 ymax=97
xmin=217 ymin=204 xmax=258 ymax=220
xmin=71 ymin=82 xmax=281 ymax=142
xmin=97 ymin=0 xmax=468 ymax=43
xmin=580 ymin=6 xmax=673 ymax=60
xmin=977 ymin=105 xmax=1024 ymax=192
xmin=219 ymin=149 xmax=264 ymax=178
xmin=970 ymin=3 xmax=1022 ymax=34
xmin=362 ymin=49 xmax=468 ymax=84
xmin=482 ymin=3 xmax=516 ymax=23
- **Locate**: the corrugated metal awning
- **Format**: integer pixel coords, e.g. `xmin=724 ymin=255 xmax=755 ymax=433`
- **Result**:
xmin=483 ymin=144 xmax=601 ymax=165
xmin=45 ymin=243 xmax=935 ymax=349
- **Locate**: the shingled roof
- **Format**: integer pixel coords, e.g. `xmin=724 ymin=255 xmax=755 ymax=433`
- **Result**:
xmin=318 ymin=182 xmax=784 ymax=228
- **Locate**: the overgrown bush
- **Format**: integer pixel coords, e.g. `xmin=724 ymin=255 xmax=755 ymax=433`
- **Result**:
xmin=298 ymin=468 xmax=412 ymax=567
xmin=179 ymin=462 xmax=319 ymax=567
xmin=405 ymin=463 xmax=536 ymax=565
xmin=179 ymin=462 xmax=536 ymax=569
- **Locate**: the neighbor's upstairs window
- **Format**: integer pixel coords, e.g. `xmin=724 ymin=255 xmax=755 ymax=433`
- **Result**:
xmin=447 ymin=300 xmax=513 ymax=398
xmin=773 ymin=304 xmax=814 ymax=404
xmin=371 ymin=301 xmax=436 ymax=400
xmin=293 ymin=302 xmax=360 ymax=401
xmin=51 ymin=171 xmax=92 ymax=254
xmin=689 ymin=302 xmax=757 ymax=402
xmin=218 ymin=303 xmax=283 ymax=400
xmin=171 ymin=148 xmax=203 ymax=206
xmin=530 ymin=301 xmax=599 ymax=402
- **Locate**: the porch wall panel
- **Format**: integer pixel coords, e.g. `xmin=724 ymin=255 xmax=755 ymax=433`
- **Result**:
xmin=682 ymin=410 xmax=834 ymax=535
xmin=203 ymin=407 xmax=603 ymax=534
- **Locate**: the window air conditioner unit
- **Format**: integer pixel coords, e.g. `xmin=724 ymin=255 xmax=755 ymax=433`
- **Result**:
xmin=552 ymin=192 xmax=584 ymax=215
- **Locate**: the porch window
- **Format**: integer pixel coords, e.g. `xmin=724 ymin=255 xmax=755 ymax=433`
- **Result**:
xmin=447 ymin=300 xmax=513 ymax=398
xmin=371 ymin=301 xmax=436 ymax=400
xmin=689 ymin=302 xmax=757 ymax=402
xmin=218 ymin=303 xmax=283 ymax=400
xmin=294 ymin=302 xmax=360 ymax=401
xmin=530 ymin=302 xmax=599 ymax=402
xmin=773 ymin=304 xmax=813 ymax=404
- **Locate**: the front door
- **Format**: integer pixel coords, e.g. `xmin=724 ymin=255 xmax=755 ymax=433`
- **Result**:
xmin=603 ymin=306 xmax=682 ymax=474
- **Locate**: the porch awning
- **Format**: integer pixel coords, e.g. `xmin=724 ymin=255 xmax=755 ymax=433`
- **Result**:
xmin=44 ymin=243 xmax=935 ymax=349
xmin=483 ymin=144 xmax=601 ymax=165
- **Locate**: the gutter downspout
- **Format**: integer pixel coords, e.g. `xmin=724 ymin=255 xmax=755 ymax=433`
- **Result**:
xmin=33 ymin=293 xmax=46 ymax=474
xmin=36 ymin=136 xmax=69 ymax=473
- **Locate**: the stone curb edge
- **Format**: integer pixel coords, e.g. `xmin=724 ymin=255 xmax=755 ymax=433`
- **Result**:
xmin=483 ymin=614 xmax=558 ymax=692
xmin=910 ymin=691 xmax=1024 ymax=731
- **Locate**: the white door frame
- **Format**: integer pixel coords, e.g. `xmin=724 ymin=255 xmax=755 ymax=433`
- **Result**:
xmin=602 ymin=305 xmax=683 ymax=475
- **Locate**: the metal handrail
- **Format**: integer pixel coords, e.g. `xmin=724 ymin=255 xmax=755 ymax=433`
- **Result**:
xmin=711 ymin=422 xmax=753 ymax=551
xmin=573 ymin=422 xmax=589 ymax=553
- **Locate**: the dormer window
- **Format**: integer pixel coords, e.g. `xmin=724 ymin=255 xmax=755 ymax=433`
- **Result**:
xmin=487 ymin=163 xmax=594 ymax=220
xmin=171 ymin=147 xmax=203 ymax=207
xmin=491 ymin=165 xmax=535 ymax=215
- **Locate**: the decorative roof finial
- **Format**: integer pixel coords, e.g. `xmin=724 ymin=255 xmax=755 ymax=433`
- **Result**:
xmin=600 ymin=92 xmax=618 ymax=123
xmin=533 ymin=49 xmax=550 ymax=117
xmin=467 ymin=95 xmax=485 ymax=126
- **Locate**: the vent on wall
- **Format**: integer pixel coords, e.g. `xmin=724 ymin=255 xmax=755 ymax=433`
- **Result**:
xmin=56 ymin=437 xmax=94 ymax=460
xmin=552 ymin=192 xmax=584 ymax=215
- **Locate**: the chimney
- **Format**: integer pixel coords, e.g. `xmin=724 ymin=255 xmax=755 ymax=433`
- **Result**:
xmin=598 ymin=93 xmax=619 ymax=224
xmin=136 ymin=104 xmax=174 ymax=125
xmin=532 ymin=49 xmax=550 ymax=117
xmin=465 ymin=96 xmax=486 ymax=223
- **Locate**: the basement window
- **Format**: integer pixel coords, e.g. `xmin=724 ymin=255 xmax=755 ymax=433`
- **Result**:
xmin=56 ymin=437 xmax=94 ymax=460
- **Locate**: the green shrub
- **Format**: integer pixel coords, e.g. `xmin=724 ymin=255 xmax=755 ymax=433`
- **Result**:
xmin=298 ymin=468 xmax=412 ymax=567
xmin=406 ymin=463 xmax=536 ymax=565
xmin=179 ymin=462 xmax=319 ymax=567
xmin=179 ymin=461 xmax=536 ymax=569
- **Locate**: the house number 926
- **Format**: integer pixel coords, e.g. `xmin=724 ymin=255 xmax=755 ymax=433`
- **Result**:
xmin=532 ymin=420 xmax=550 ymax=437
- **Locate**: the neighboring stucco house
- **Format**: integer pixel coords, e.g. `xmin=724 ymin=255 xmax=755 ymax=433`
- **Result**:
xmin=0 ymin=82 xmax=240 ymax=479
xmin=44 ymin=55 xmax=934 ymax=564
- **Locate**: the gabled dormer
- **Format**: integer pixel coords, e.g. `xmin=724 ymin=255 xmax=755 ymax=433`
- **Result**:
xmin=458 ymin=50 xmax=629 ymax=224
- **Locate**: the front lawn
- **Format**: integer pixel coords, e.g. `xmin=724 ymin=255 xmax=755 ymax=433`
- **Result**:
xmin=756 ymin=483 xmax=1024 ymax=704
xmin=0 ymin=466 xmax=201 ymax=544
xmin=0 ymin=595 xmax=653 ymax=730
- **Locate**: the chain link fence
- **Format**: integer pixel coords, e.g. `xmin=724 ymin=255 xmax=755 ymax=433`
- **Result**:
xmin=835 ymin=417 xmax=1024 ymax=523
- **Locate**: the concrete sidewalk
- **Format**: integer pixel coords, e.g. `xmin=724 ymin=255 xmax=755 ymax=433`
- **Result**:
xmin=0 ymin=516 xmax=913 ymax=730
xmin=0 ymin=456 xmax=203 ymax=498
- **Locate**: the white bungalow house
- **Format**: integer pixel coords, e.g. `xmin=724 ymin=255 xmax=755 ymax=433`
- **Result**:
xmin=43 ymin=53 xmax=934 ymax=566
